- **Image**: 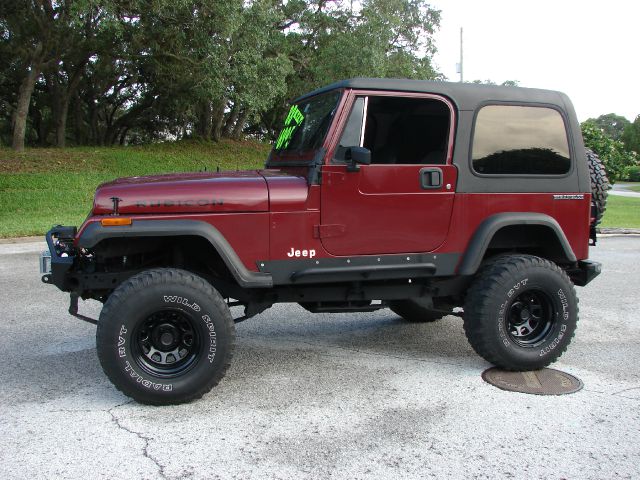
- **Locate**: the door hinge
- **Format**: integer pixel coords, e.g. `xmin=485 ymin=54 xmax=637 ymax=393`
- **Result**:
xmin=313 ymin=224 xmax=346 ymax=239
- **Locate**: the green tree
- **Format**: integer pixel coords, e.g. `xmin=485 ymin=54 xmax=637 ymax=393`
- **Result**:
xmin=470 ymin=79 xmax=519 ymax=86
xmin=262 ymin=0 xmax=442 ymax=140
xmin=621 ymin=115 xmax=640 ymax=154
xmin=585 ymin=113 xmax=630 ymax=142
xmin=582 ymin=120 xmax=637 ymax=183
xmin=0 ymin=0 xmax=444 ymax=147
xmin=1 ymin=0 xmax=64 ymax=151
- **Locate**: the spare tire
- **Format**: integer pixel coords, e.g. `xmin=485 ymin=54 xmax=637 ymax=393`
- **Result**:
xmin=586 ymin=149 xmax=609 ymax=226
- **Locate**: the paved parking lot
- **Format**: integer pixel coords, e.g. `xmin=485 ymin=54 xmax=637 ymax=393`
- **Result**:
xmin=1 ymin=236 xmax=639 ymax=479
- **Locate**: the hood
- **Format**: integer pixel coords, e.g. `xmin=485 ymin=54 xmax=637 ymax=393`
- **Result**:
xmin=93 ymin=171 xmax=269 ymax=215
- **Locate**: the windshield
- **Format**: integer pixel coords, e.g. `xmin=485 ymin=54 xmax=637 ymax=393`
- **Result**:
xmin=274 ymin=91 xmax=341 ymax=152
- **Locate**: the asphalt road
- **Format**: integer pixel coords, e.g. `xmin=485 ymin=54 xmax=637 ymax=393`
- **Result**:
xmin=1 ymin=236 xmax=639 ymax=479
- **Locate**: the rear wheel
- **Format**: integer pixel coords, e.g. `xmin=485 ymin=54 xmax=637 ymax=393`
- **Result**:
xmin=463 ymin=255 xmax=578 ymax=370
xmin=96 ymin=268 xmax=235 ymax=405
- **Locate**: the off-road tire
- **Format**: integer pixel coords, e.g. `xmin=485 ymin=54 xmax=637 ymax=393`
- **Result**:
xmin=96 ymin=268 xmax=235 ymax=405
xmin=389 ymin=299 xmax=449 ymax=323
xmin=463 ymin=254 xmax=578 ymax=370
xmin=586 ymin=148 xmax=609 ymax=226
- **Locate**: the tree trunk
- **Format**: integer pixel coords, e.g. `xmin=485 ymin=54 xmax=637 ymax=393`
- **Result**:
xmin=55 ymin=96 xmax=71 ymax=147
xmin=196 ymin=101 xmax=213 ymax=139
xmin=211 ymin=99 xmax=226 ymax=142
xmin=231 ymin=109 xmax=249 ymax=140
xmin=54 ymin=64 xmax=86 ymax=148
xmin=72 ymin=92 xmax=85 ymax=145
xmin=12 ymin=65 xmax=41 ymax=151
xmin=119 ymin=127 xmax=130 ymax=145
xmin=222 ymin=104 xmax=239 ymax=138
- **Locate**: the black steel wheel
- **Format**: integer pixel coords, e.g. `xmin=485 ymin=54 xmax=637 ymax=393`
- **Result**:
xmin=505 ymin=290 xmax=554 ymax=346
xmin=463 ymin=254 xmax=578 ymax=370
xmin=133 ymin=309 xmax=201 ymax=377
xmin=96 ymin=268 xmax=235 ymax=405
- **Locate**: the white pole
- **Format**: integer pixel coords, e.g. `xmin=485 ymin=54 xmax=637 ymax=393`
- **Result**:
xmin=460 ymin=27 xmax=464 ymax=83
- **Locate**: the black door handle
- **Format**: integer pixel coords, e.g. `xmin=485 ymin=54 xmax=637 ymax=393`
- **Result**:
xmin=420 ymin=167 xmax=442 ymax=189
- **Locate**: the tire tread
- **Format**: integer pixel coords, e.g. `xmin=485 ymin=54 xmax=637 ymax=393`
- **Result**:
xmin=96 ymin=268 xmax=235 ymax=405
xmin=463 ymin=254 xmax=578 ymax=370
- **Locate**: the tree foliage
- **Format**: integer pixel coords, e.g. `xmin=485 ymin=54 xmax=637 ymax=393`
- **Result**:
xmin=621 ymin=115 xmax=640 ymax=155
xmin=0 ymin=0 xmax=442 ymax=150
xmin=581 ymin=120 xmax=637 ymax=183
xmin=585 ymin=113 xmax=630 ymax=142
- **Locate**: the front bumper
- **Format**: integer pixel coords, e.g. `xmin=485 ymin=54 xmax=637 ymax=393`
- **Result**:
xmin=41 ymin=226 xmax=77 ymax=291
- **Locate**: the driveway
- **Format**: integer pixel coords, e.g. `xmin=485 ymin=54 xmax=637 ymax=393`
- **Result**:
xmin=609 ymin=182 xmax=640 ymax=197
xmin=1 ymin=237 xmax=639 ymax=479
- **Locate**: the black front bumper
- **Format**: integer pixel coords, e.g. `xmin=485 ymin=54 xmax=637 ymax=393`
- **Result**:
xmin=42 ymin=226 xmax=77 ymax=292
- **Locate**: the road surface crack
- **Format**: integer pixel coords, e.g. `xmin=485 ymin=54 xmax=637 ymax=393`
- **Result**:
xmin=107 ymin=401 xmax=168 ymax=479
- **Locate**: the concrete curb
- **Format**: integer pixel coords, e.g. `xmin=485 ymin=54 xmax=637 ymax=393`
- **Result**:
xmin=598 ymin=228 xmax=640 ymax=235
xmin=0 ymin=236 xmax=43 ymax=244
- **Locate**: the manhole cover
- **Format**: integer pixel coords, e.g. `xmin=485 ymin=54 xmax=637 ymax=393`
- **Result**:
xmin=482 ymin=367 xmax=583 ymax=395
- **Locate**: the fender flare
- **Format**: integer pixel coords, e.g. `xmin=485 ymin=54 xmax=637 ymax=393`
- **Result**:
xmin=457 ymin=213 xmax=577 ymax=276
xmin=78 ymin=220 xmax=273 ymax=288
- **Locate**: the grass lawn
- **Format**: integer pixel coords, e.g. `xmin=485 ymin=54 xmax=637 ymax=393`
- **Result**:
xmin=600 ymin=194 xmax=640 ymax=229
xmin=0 ymin=140 xmax=270 ymax=237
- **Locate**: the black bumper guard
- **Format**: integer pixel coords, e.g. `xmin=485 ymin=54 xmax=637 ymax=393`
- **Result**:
xmin=42 ymin=225 xmax=77 ymax=291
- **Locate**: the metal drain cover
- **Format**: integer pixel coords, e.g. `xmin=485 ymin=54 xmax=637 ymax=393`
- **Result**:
xmin=482 ymin=367 xmax=583 ymax=395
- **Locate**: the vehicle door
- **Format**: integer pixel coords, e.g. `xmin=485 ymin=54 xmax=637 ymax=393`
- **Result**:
xmin=320 ymin=92 xmax=457 ymax=256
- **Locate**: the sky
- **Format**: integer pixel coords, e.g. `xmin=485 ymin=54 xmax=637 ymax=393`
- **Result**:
xmin=428 ymin=0 xmax=640 ymax=122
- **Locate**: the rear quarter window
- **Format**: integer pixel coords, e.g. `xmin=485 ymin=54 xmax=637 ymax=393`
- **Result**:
xmin=472 ymin=105 xmax=571 ymax=175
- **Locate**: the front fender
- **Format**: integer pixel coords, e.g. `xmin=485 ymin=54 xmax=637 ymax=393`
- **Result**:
xmin=77 ymin=219 xmax=273 ymax=288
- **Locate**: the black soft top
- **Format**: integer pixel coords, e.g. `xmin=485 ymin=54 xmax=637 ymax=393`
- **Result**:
xmin=295 ymin=78 xmax=572 ymax=112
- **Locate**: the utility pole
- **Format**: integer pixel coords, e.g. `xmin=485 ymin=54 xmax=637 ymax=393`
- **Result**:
xmin=459 ymin=27 xmax=464 ymax=83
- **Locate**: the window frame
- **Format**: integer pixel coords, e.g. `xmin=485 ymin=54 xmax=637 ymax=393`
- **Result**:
xmin=469 ymin=101 xmax=575 ymax=178
xmin=326 ymin=90 xmax=457 ymax=166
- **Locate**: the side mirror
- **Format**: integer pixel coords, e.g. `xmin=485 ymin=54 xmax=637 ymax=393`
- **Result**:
xmin=346 ymin=146 xmax=371 ymax=172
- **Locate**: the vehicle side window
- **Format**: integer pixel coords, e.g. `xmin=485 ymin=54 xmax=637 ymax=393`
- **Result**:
xmin=334 ymin=97 xmax=366 ymax=162
xmin=472 ymin=105 xmax=571 ymax=175
xmin=334 ymin=96 xmax=451 ymax=165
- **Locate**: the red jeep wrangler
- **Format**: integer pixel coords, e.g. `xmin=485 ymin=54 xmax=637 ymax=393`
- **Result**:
xmin=42 ymin=78 xmax=606 ymax=404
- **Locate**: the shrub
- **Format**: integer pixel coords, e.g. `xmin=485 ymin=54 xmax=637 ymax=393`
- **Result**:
xmin=624 ymin=165 xmax=640 ymax=182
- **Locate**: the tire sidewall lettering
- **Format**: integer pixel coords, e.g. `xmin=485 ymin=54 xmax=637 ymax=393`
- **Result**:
xmin=163 ymin=295 xmax=201 ymax=312
xmin=497 ymin=278 xmax=529 ymax=348
xmin=114 ymin=321 xmax=175 ymax=392
xmin=496 ymin=275 xmax=573 ymax=356
xmin=113 ymin=294 xmax=221 ymax=393
xmin=163 ymin=294 xmax=218 ymax=363
xmin=538 ymin=288 xmax=571 ymax=357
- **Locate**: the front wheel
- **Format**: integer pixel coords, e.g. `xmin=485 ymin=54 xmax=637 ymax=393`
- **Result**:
xmin=96 ymin=268 xmax=235 ymax=405
xmin=463 ymin=255 xmax=578 ymax=370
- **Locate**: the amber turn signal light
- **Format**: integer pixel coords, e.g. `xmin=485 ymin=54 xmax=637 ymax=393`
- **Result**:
xmin=101 ymin=217 xmax=132 ymax=227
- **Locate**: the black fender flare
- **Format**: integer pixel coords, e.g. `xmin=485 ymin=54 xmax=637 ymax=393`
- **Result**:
xmin=457 ymin=213 xmax=577 ymax=276
xmin=78 ymin=220 xmax=273 ymax=288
